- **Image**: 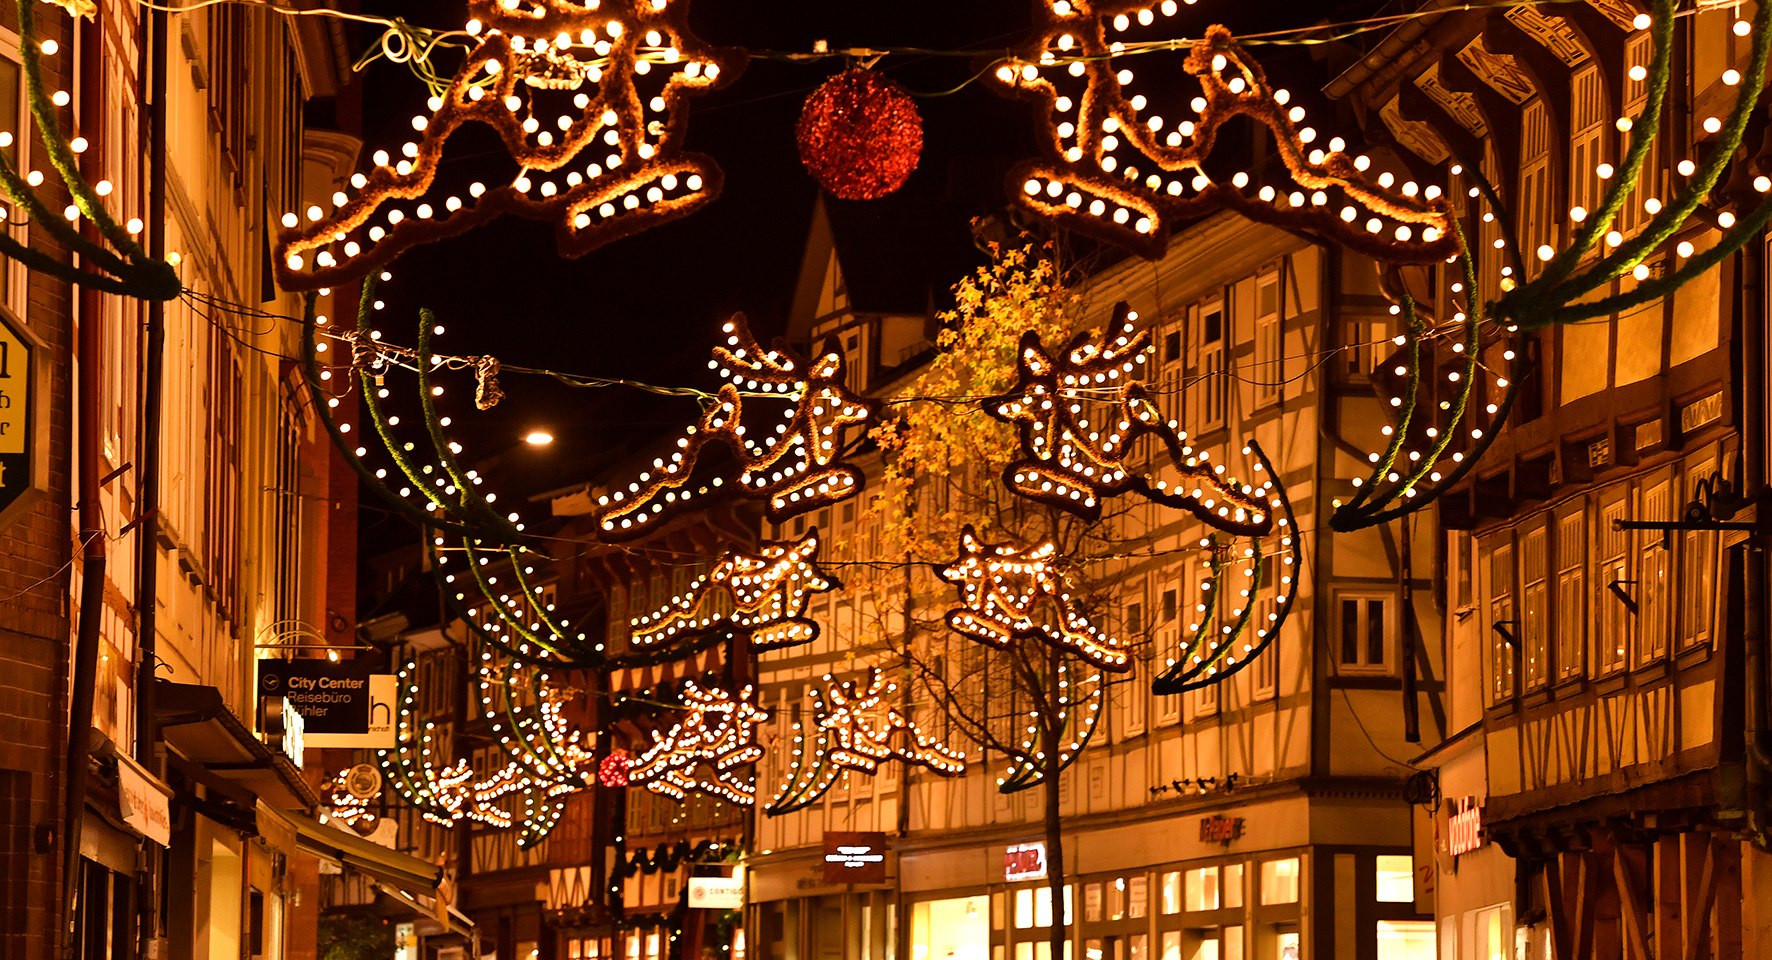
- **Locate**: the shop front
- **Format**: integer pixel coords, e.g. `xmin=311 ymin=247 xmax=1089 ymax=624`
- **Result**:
xmin=899 ymin=789 xmax=1433 ymax=960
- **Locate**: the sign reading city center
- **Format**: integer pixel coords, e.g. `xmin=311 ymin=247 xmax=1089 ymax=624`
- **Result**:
xmin=257 ymin=659 xmax=396 ymax=747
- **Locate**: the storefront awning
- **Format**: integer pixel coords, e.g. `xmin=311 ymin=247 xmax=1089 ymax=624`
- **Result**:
xmin=155 ymin=681 xmax=319 ymax=812
xmin=282 ymin=809 xmax=444 ymax=899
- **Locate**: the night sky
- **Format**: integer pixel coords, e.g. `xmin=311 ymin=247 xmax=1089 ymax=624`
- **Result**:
xmin=345 ymin=0 xmax=1389 ymax=546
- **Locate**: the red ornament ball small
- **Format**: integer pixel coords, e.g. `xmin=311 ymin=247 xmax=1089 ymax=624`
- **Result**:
xmin=797 ymin=69 xmax=924 ymax=201
xmin=599 ymin=749 xmax=631 ymax=788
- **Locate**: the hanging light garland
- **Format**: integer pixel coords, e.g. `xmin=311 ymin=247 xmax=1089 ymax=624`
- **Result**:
xmin=630 ymin=682 xmax=770 ymax=806
xmin=987 ymin=301 xmax=1271 ymax=532
xmin=940 ymin=526 xmax=1132 ymax=673
xmin=629 ymin=529 xmax=839 ymax=650
xmin=796 ymin=68 xmax=925 ymax=200
xmin=993 ymin=5 xmax=1454 ymax=263
xmin=767 ymin=667 xmax=966 ymax=815
xmin=0 ymin=0 xmax=180 ymax=300
xmin=273 ymin=0 xmax=745 ymax=292
xmin=1153 ymin=440 xmax=1299 ymax=692
xmin=592 ymin=314 xmax=876 ymax=540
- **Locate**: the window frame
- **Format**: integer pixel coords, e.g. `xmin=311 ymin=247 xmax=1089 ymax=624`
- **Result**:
xmin=1335 ymin=591 xmax=1397 ymax=676
xmin=1554 ymin=507 xmax=1588 ymax=683
xmin=1486 ymin=539 xmax=1518 ymax=705
xmin=1252 ymin=266 xmax=1282 ymax=408
xmin=1194 ymin=294 xmax=1229 ymax=432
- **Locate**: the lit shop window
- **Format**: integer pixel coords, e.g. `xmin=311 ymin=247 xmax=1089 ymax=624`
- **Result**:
xmin=1259 ymin=858 xmax=1300 ymax=905
xmin=1375 ymin=855 xmax=1415 ymax=903
xmin=1185 ymin=867 xmax=1219 ymax=912
xmin=1375 ymin=920 xmax=1436 ymax=960
xmin=1161 ymin=872 xmax=1181 ymax=915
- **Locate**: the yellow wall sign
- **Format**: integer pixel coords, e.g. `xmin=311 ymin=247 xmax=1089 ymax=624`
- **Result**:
xmin=0 ymin=308 xmax=44 ymax=530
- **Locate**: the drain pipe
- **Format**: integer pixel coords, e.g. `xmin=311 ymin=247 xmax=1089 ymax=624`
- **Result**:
xmin=1739 ymin=230 xmax=1771 ymax=843
xmin=133 ymin=4 xmax=170 ymax=958
xmin=61 ymin=11 xmax=108 ymax=958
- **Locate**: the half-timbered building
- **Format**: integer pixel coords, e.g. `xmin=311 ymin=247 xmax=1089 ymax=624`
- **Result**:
xmin=1327 ymin=2 xmax=1771 ymax=956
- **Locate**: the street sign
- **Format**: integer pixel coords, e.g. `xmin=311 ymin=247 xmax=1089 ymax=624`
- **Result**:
xmin=688 ymin=872 xmax=745 ymax=910
xmin=303 ymin=674 xmax=398 ymax=749
xmin=822 ymin=831 xmax=888 ymax=884
xmin=0 ymin=307 xmax=46 ymax=532
xmin=256 ymin=659 xmax=383 ymax=736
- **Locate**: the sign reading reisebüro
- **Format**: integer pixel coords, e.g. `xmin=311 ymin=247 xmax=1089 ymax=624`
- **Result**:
xmin=256 ymin=659 xmax=374 ymax=734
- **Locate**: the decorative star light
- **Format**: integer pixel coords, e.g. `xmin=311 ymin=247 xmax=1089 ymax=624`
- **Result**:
xmin=593 ymin=315 xmax=876 ymax=540
xmin=630 ymin=529 xmax=839 ymax=650
xmin=994 ymin=6 xmax=1454 ymax=262
xmin=630 ymin=682 xmax=770 ymax=806
xmin=1154 ymin=441 xmax=1299 ymax=692
xmin=768 ymin=668 xmax=966 ymax=815
xmin=274 ymin=0 xmax=744 ymax=291
xmin=940 ymin=526 xmax=1131 ymax=672
xmin=987 ymin=301 xmax=1272 ymax=532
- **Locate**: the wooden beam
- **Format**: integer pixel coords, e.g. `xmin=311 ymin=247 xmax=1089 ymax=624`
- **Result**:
xmin=1543 ymin=856 xmax=1572 ymax=960
xmin=1711 ymin=837 xmax=1743 ymax=960
xmin=1686 ymin=832 xmax=1717 ymax=960
xmin=1572 ymin=850 xmax=1597 ymax=960
xmin=1655 ymin=836 xmax=1681 ymax=960
xmin=1615 ymin=844 xmax=1654 ymax=960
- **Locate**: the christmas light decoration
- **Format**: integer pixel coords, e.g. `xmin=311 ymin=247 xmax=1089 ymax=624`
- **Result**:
xmin=326 ymin=770 xmax=378 ymax=829
xmin=995 ymin=7 xmax=1454 ymax=263
xmin=593 ymin=314 xmax=876 ymax=540
xmin=796 ymin=69 xmax=924 ymax=200
xmin=630 ymin=682 xmax=770 ymax=805
xmin=998 ymin=658 xmax=1103 ymax=793
xmin=273 ymin=0 xmax=745 ymax=292
xmin=767 ymin=667 xmax=966 ymax=815
xmin=1154 ymin=441 xmax=1298 ymax=692
xmin=940 ymin=525 xmax=1131 ymax=672
xmin=599 ymin=749 xmax=632 ymax=788
xmin=0 ymin=0 xmax=179 ymax=300
xmin=629 ymin=529 xmax=838 ymax=650
xmin=1332 ymin=0 xmax=1770 ymax=529
xmin=378 ymin=655 xmax=591 ymax=848
xmin=987 ymin=301 xmax=1271 ymax=532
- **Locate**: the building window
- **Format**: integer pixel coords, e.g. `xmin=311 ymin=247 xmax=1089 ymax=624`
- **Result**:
xmin=1518 ymin=100 xmax=1552 ymax=277
xmin=1259 ymin=858 xmax=1299 ymax=905
xmin=1598 ymin=497 xmax=1631 ymax=673
xmin=1638 ymin=483 xmax=1671 ymax=663
xmin=1568 ymin=65 xmax=1606 ymax=225
xmin=1556 ymin=509 xmax=1587 ymax=681
xmin=1617 ymin=31 xmax=1664 ymax=238
xmin=1253 ymin=555 xmax=1280 ymax=700
xmin=1253 ymin=268 xmax=1282 ymax=408
xmin=1161 ymin=871 xmax=1181 ymax=915
xmin=1184 ymin=867 xmax=1220 ymax=912
xmin=1223 ymin=863 xmax=1243 ymax=909
xmin=1337 ymin=594 xmax=1393 ymax=674
xmin=0 ymin=47 xmax=24 ymax=313
xmin=1375 ymin=855 xmax=1415 ymax=903
xmin=1681 ymin=464 xmax=1717 ymax=649
xmin=1521 ymin=527 xmax=1549 ymax=689
xmin=1375 ymin=920 xmax=1436 ymax=960
xmin=1489 ymin=541 xmax=1517 ymax=703
xmin=1344 ymin=318 xmax=1386 ymax=379
xmin=1195 ymin=297 xmax=1228 ymax=430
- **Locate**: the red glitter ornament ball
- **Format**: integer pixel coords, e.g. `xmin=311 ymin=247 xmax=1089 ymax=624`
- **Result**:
xmin=599 ymin=749 xmax=631 ymax=788
xmin=797 ymin=69 xmax=925 ymax=201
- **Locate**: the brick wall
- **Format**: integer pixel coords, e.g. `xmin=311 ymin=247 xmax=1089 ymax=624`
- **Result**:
xmin=0 ymin=9 xmax=78 ymax=956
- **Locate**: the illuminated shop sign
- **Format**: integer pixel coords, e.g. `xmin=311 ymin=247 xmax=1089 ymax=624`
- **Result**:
xmin=1004 ymin=841 xmax=1048 ymax=882
xmin=1199 ymin=815 xmax=1245 ymax=846
xmin=823 ymin=831 xmax=888 ymax=884
xmin=1447 ymin=797 xmax=1484 ymax=857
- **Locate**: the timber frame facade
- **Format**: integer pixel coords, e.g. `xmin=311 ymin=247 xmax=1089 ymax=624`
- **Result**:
xmin=1328 ymin=1 xmax=1772 ymax=957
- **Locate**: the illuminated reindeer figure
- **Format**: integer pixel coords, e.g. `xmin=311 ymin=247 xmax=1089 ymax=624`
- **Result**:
xmin=275 ymin=0 xmax=744 ymax=291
